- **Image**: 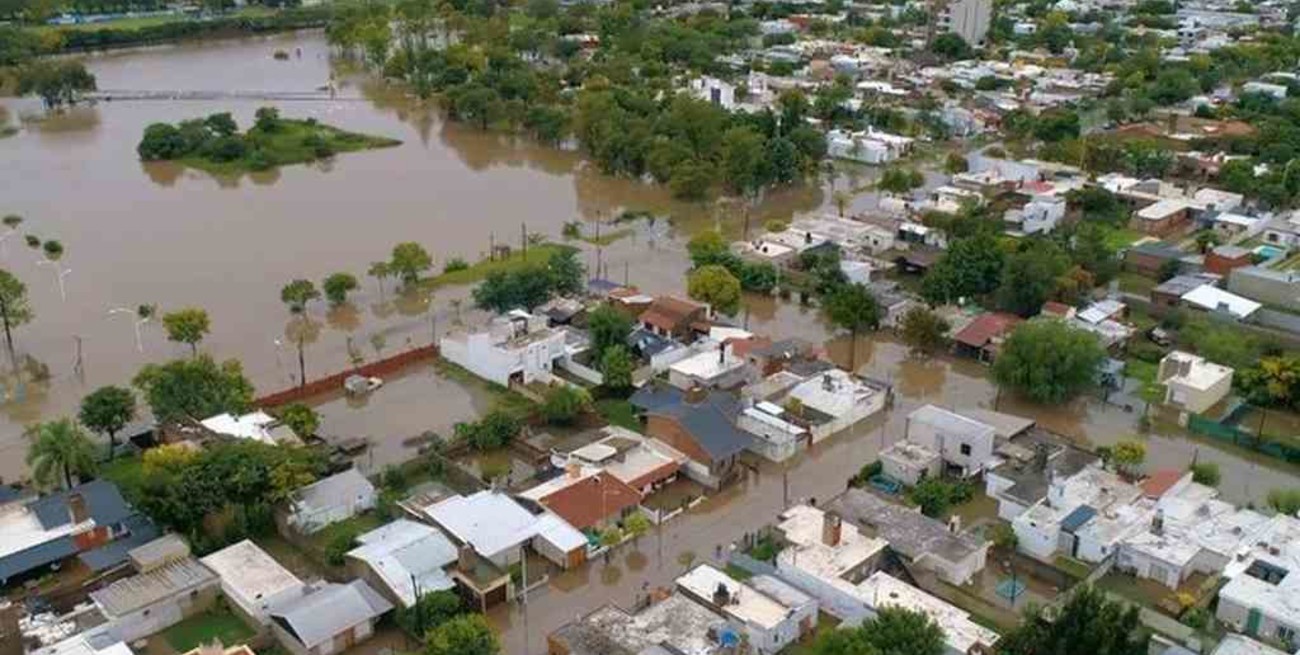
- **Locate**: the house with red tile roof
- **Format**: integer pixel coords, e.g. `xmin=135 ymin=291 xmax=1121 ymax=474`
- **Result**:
xmin=952 ymin=313 xmax=1022 ymax=362
xmin=520 ymin=470 xmax=642 ymax=533
xmin=638 ymin=296 xmax=710 ymax=343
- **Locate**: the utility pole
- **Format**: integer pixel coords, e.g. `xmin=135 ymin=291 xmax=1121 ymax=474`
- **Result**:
xmin=489 ymin=232 xmax=496 ymax=261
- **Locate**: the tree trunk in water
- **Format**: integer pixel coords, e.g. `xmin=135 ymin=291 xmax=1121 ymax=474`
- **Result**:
xmin=190 ymin=342 xmax=197 ymax=358
xmin=1 ymin=299 xmax=12 ymax=354
xmin=298 ymin=338 xmax=306 ymax=389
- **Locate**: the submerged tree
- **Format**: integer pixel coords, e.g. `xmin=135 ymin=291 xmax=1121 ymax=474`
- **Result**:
xmin=281 ymin=279 xmax=321 ymax=388
xmin=0 ymin=269 xmax=32 ymax=353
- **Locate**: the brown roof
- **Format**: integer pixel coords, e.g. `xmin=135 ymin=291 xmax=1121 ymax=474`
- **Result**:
xmin=639 ymin=296 xmax=704 ymax=331
xmin=624 ymin=461 xmax=681 ymax=493
xmin=537 ymin=472 xmax=642 ymax=531
xmin=1140 ymin=470 xmax=1185 ymax=499
xmin=1041 ymin=301 xmax=1073 ymax=318
xmin=954 ymin=313 xmax=1022 ymax=348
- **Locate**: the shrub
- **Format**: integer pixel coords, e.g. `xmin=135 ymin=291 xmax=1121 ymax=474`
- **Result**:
xmin=443 ymin=257 xmax=469 ymax=273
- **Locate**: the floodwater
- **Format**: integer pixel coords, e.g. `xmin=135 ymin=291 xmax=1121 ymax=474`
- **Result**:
xmin=0 ymin=29 xmax=822 ymax=482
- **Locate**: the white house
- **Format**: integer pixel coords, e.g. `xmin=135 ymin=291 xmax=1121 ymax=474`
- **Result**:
xmin=418 ymin=490 xmax=586 ymax=570
xmin=826 ymin=128 xmax=914 ymax=164
xmin=676 ymin=564 xmax=818 ymax=654
xmin=287 ymin=469 xmax=377 ymax=535
xmin=774 ymin=505 xmax=888 ymax=623
xmin=853 ymin=572 xmax=1000 ymax=655
xmin=439 ymin=310 xmax=569 ymax=387
xmin=1118 ymin=492 xmax=1268 ymax=590
xmin=88 ymin=557 xmax=220 ymax=643
xmin=200 ymin=410 xmax=299 ymax=445
xmin=785 ymin=370 xmax=889 ymax=443
xmin=201 ymin=539 xmax=307 ymax=625
xmin=668 ymin=342 xmax=748 ymax=390
xmin=1004 ymin=195 xmax=1066 ymax=235
xmin=737 ymin=401 xmax=809 ymax=463
xmin=1215 ymin=514 xmax=1300 ymax=649
xmin=880 ymin=441 xmax=942 ymax=486
xmin=268 ymin=580 xmax=392 ymax=655
xmin=1011 ymin=464 xmax=1142 ymax=561
xmin=901 ymin=405 xmax=997 ymax=478
xmin=1158 ymin=351 xmax=1234 ymax=415
xmin=829 ymin=490 xmax=989 ymax=587
xmin=1180 ymin=284 xmax=1262 ymax=321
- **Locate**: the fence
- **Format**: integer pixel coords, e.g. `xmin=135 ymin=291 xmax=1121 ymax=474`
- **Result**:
xmin=254 ymin=344 xmax=437 ymax=408
xmin=1187 ymin=414 xmax=1300 ymax=465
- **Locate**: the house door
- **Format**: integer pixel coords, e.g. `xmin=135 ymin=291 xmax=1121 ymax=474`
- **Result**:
xmin=1246 ymin=608 xmax=1262 ymax=636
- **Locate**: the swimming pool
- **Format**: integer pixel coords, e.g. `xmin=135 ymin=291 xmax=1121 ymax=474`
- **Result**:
xmin=1254 ymin=244 xmax=1288 ymax=260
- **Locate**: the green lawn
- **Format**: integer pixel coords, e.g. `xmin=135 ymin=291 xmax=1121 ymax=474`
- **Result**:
xmin=1118 ymin=272 xmax=1157 ymax=295
xmin=1125 ymin=359 xmax=1166 ymax=403
xmin=30 ymin=7 xmax=276 ymax=33
xmin=724 ymin=563 xmax=754 ymax=582
xmin=595 ymin=398 xmax=639 ymax=430
xmin=576 ymin=228 xmax=633 ymax=247
xmin=308 ymin=512 xmax=385 ymax=553
xmin=161 ymin=608 xmax=255 ymax=652
xmin=1102 ymin=226 xmax=1143 ymax=252
xmin=419 ymin=244 xmax=577 ymax=292
xmin=164 ymin=118 xmax=400 ymax=175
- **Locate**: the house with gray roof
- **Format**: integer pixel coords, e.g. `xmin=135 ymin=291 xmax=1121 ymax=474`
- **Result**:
xmin=631 ymin=384 xmax=752 ymax=489
xmin=0 ymin=480 xmax=157 ymax=587
xmin=89 ymin=556 xmax=219 ymax=643
xmin=269 ymin=580 xmax=392 ymax=655
xmin=828 ymin=489 xmax=990 ymax=586
xmin=286 ymin=469 xmax=376 ymax=535
xmin=345 ymin=519 xmax=457 ymax=608
xmin=984 ymin=430 xmax=1098 ymax=521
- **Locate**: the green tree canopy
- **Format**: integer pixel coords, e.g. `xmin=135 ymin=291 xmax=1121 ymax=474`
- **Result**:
xmin=687 ymin=264 xmax=742 ymax=316
xmin=78 ymin=385 xmax=136 ymax=459
xmin=278 ymin=403 xmax=320 ymax=438
xmin=997 ymin=239 xmax=1071 ymax=317
xmin=587 ymin=305 xmax=633 ymax=361
xmin=600 ymin=345 xmax=635 ymax=393
xmin=391 ymin=241 xmax=433 ymax=285
xmin=132 ymin=355 xmax=255 ymax=423
xmin=17 ymin=60 xmax=96 ymax=110
xmin=900 ymin=306 xmax=950 ymax=355
xmin=424 ymin=614 xmax=500 ymax=655
xmin=26 ymin=419 xmax=99 ymax=490
xmin=992 ymin=320 xmax=1106 ymax=404
xmin=921 ymin=233 xmax=1006 ymax=305
xmin=322 ymin=272 xmax=359 ymax=306
xmin=281 ymin=279 xmax=321 ymax=314
xmin=0 ymin=269 xmax=32 ymax=353
xmin=540 ymin=385 xmax=592 ymax=425
xmin=998 ymin=585 xmax=1145 ymax=655
xmin=162 ymin=308 xmax=211 ymax=356
xmin=823 ymin=283 xmax=881 ymax=337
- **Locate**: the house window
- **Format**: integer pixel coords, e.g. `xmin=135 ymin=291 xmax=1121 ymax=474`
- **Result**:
xmin=1277 ymin=625 xmax=1295 ymax=644
xmin=959 ymin=443 xmax=972 ymax=456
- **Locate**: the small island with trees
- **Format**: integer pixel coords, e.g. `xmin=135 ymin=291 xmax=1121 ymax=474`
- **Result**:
xmin=136 ymin=106 xmax=400 ymax=174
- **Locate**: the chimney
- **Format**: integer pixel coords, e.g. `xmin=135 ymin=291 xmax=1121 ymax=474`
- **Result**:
xmin=457 ymin=544 xmax=476 ymax=572
xmin=822 ymin=511 xmax=842 ymax=547
xmin=1152 ymin=509 xmax=1164 ymax=536
xmin=67 ymin=492 xmax=88 ymax=525
xmin=685 ymin=385 xmax=708 ymax=405
xmin=712 ymin=582 xmax=731 ymax=607
xmin=948 ymin=515 xmax=962 ymax=534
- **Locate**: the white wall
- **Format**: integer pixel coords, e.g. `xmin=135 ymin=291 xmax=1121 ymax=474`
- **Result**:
xmin=1013 ymin=511 xmax=1061 ymax=561
xmin=775 ymin=559 xmax=870 ymax=626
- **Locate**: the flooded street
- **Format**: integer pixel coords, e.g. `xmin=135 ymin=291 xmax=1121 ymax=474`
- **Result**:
xmin=0 ymin=30 xmax=821 ymax=481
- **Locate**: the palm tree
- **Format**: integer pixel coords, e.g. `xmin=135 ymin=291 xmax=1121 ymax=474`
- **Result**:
xmin=26 ymin=419 xmax=99 ymax=490
xmin=281 ymin=279 xmax=321 ymax=388
xmin=368 ymin=261 xmax=391 ymax=299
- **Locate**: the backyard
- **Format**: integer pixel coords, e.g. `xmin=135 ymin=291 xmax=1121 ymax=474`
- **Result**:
xmin=158 ymin=607 xmax=255 ymax=653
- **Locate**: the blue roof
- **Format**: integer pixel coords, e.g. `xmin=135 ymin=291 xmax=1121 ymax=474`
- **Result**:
xmin=28 ymin=480 xmax=134 ymax=529
xmin=0 ymin=536 xmax=77 ymax=583
xmin=630 ymin=385 xmax=752 ymax=461
xmin=1060 ymin=505 xmax=1097 ymax=533
xmin=627 ymin=328 xmax=673 ymax=358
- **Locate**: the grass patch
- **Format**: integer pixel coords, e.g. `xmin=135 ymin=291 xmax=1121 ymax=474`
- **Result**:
xmin=1118 ymin=272 xmax=1157 ymax=295
xmin=418 ymin=244 xmax=577 ymax=292
xmin=1053 ymin=555 xmax=1093 ymax=581
xmin=724 ymin=563 xmax=755 ymax=582
xmin=595 ymin=398 xmax=639 ymax=430
xmin=1102 ymin=226 xmax=1143 ymax=252
xmin=1125 ymin=359 xmax=1166 ymax=403
xmin=161 ymin=607 xmax=255 ymax=652
xmin=30 ymin=7 xmax=277 ymax=33
xmin=578 ymin=228 xmax=633 ymax=247
xmin=99 ymin=456 xmax=147 ymax=502
xmin=307 ymin=512 xmax=384 ymax=552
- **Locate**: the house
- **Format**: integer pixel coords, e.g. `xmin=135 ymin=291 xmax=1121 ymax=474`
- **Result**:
xmin=1117 ymin=491 xmax=1269 ymax=590
xmin=868 ymin=282 xmax=919 ymax=331
xmin=550 ymin=426 xmax=685 ymax=496
xmin=1126 ymin=241 xmax=1188 ymax=277
xmin=630 ymin=385 xmax=753 ymax=489
xmin=200 ymin=411 xmax=300 ymax=445
xmin=639 ymin=296 xmax=710 ymax=342
xmin=0 ymin=480 xmax=157 ymax=587
xmin=345 ymin=519 xmax=458 ymax=608
xmin=782 ymin=369 xmax=890 ymax=443
xmin=1215 ymin=514 xmax=1300 ymax=649
xmin=898 ymin=405 xmax=997 ymax=478
xmin=438 ymin=310 xmax=570 ymax=387
xmin=984 ymin=433 xmax=1099 ymax=521
xmin=1150 ymin=274 xmax=1219 ymax=315
xmin=31 ymin=631 xmax=133 ymax=655
xmin=201 ymin=540 xmax=307 ymax=626
xmin=286 ymin=469 xmax=376 ymax=535
xmin=880 ymin=441 xmax=942 ymax=486
xmin=690 ymin=76 xmax=736 ymax=109
xmin=828 ymin=489 xmax=989 ymax=586
xmin=1010 ymin=464 xmax=1141 ymax=561
xmin=737 ymin=400 xmax=809 ymax=463
xmin=268 ymin=580 xmax=392 ymax=655
xmin=676 ymin=564 xmax=817 ymax=654
xmin=1003 ymin=194 xmax=1066 ymax=235
xmin=546 ymin=595 xmax=731 ymax=655
xmin=1132 ymin=199 xmax=1192 ymax=236
xmin=1069 ymin=299 xmax=1136 ymax=350
xmin=519 ymin=469 xmax=642 ymax=533
xmin=417 ymin=489 xmax=587 ymax=605
xmin=1180 ymin=284 xmax=1262 ymax=321
xmin=774 ymin=504 xmax=888 ymax=622
xmin=88 ymin=557 xmax=219 ymax=643
xmin=953 ymin=313 xmax=1022 ymax=362
xmin=826 ymin=128 xmax=914 ymax=164
xmin=853 ymin=572 xmax=1000 ymax=655
xmin=1210 ymin=214 xmax=1260 ymax=241
xmin=1158 ymin=351 xmax=1234 ymax=414
xmin=667 ymin=343 xmax=748 ymax=390
xmin=1211 ymin=635 xmax=1293 ymax=655
xmin=1229 ymin=267 xmax=1300 ymax=313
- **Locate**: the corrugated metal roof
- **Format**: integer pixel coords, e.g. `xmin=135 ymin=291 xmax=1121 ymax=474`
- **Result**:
xmin=90 ymin=557 xmax=216 ymax=617
xmin=1060 ymin=505 xmax=1097 ymax=533
xmin=270 ymin=581 xmax=392 ymax=649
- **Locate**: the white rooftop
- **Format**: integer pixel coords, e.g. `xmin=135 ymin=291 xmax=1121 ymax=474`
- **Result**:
xmin=33 ymin=633 xmax=132 ymax=655
xmin=1218 ymin=514 xmax=1300 ymax=632
xmin=1162 ymin=351 xmax=1234 ymax=390
xmin=424 ymin=491 xmax=551 ymax=559
xmin=669 ymin=347 xmax=746 ymax=382
xmin=854 ymin=572 xmax=1000 ymax=653
xmin=787 ymin=369 xmax=881 ymax=420
xmin=777 ymin=504 xmax=887 ymax=582
xmin=1136 ymin=198 xmax=1189 ymax=220
xmin=0 ymin=505 xmax=85 ymax=562
xmin=677 ymin=564 xmax=793 ymax=630
xmin=201 ymin=539 xmax=304 ymax=603
xmin=200 ymin=410 xmax=278 ymax=443
xmin=346 ymin=519 xmax=457 ymax=607
xmin=1211 ymin=635 xmax=1291 ymax=655
xmin=1180 ymin=284 xmax=1261 ymax=319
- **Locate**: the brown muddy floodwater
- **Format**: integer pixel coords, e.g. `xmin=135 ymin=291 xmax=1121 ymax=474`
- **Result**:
xmin=0 ymin=29 xmax=823 ymax=482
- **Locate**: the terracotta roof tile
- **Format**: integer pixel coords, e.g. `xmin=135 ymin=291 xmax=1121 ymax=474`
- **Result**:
xmin=536 ymin=472 xmax=641 ymax=531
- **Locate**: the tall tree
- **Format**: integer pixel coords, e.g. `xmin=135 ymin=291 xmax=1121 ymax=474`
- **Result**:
xmin=823 ymin=283 xmax=881 ymax=370
xmin=997 ymin=240 xmax=1071 ymax=317
xmin=1238 ymin=356 xmax=1300 ymax=438
xmin=900 ymin=306 xmax=950 ymax=355
xmin=368 ymin=261 xmax=392 ymax=297
xmin=132 ymin=356 xmax=255 ymax=423
xmin=281 ymin=279 xmax=321 ymax=387
xmin=998 ymin=585 xmax=1145 ymax=655
xmin=322 ymin=272 xmax=359 ymax=307
xmin=687 ymin=265 xmax=742 ymax=316
xmin=992 ymin=320 xmax=1106 ymax=404
xmin=26 ymin=419 xmax=99 ymax=490
xmin=600 ymin=346 xmax=634 ymax=393
xmin=162 ymin=308 xmax=211 ymax=356
xmin=390 ymin=242 xmax=433 ymax=286
xmin=16 ymin=60 xmax=96 ymax=111
xmin=278 ymin=403 xmax=320 ymax=438
xmin=78 ymin=385 xmax=136 ymax=460
xmin=0 ymin=269 xmax=32 ymax=353
xmin=921 ymin=233 xmax=1006 ymax=305
xmin=587 ymin=305 xmax=633 ymax=361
